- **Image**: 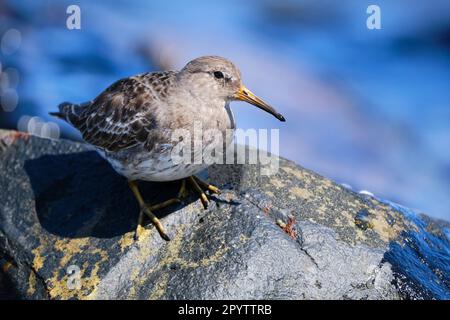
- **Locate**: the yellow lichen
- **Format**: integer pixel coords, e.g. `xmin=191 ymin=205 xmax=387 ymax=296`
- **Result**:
xmin=271 ymin=177 xmax=285 ymax=188
xmin=47 ymin=269 xmax=71 ymax=299
xmin=55 ymin=238 xmax=90 ymax=267
xmin=355 ymin=228 xmax=368 ymax=241
xmin=118 ymin=232 xmax=135 ymax=253
xmin=31 ymin=243 xmax=46 ymax=272
xmin=317 ymin=204 xmax=327 ymax=216
xmin=44 ymin=238 xmax=109 ymax=300
xmin=27 ymin=271 xmax=37 ymax=296
xmin=282 ymin=166 xmax=312 ymax=182
xmin=81 ymin=248 xmax=109 ymax=299
xmin=148 ymin=273 xmax=169 ymax=300
xmin=264 ymin=190 xmax=275 ymax=197
xmin=239 ymin=234 xmax=249 ymax=243
xmin=369 ymin=210 xmax=400 ymax=242
xmin=290 ymin=187 xmax=312 ymax=200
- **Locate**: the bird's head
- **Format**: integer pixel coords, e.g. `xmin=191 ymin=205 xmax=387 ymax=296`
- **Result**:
xmin=179 ymin=56 xmax=285 ymax=122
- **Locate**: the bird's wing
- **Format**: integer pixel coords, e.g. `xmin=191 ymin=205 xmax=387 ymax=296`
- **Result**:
xmin=70 ymin=71 xmax=176 ymax=153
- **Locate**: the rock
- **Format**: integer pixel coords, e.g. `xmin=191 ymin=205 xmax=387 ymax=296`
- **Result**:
xmin=0 ymin=129 xmax=449 ymax=300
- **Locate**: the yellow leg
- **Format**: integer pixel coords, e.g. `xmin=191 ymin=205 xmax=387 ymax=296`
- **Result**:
xmin=128 ymin=178 xmax=217 ymax=240
xmin=188 ymin=176 xmax=209 ymax=209
xmin=148 ymin=198 xmax=180 ymax=211
xmin=177 ymin=179 xmax=188 ymax=198
xmin=144 ymin=179 xmax=187 ymax=210
xmin=193 ymin=176 xmax=221 ymax=194
xmin=128 ymin=180 xmax=170 ymax=241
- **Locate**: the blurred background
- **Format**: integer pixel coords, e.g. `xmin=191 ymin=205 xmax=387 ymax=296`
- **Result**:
xmin=1 ymin=0 xmax=449 ymax=220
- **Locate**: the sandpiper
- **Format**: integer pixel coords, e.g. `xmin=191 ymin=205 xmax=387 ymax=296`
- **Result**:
xmin=50 ymin=56 xmax=285 ymax=241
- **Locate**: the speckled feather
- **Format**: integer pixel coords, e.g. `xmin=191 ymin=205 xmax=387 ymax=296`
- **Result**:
xmin=62 ymin=71 xmax=176 ymax=153
xmin=53 ymin=56 xmax=241 ymax=181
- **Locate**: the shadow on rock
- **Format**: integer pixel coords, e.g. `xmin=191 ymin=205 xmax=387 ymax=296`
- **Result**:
xmin=24 ymin=151 xmax=192 ymax=239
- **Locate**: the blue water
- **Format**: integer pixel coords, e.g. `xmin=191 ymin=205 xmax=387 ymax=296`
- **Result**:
xmin=1 ymin=0 xmax=450 ymax=222
xmin=382 ymin=201 xmax=450 ymax=299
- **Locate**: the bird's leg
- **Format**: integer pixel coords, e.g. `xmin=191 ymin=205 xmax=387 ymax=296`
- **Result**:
xmin=128 ymin=177 xmax=217 ymax=240
xmin=177 ymin=179 xmax=189 ymax=198
xmin=145 ymin=179 xmax=187 ymax=211
xmin=128 ymin=180 xmax=170 ymax=241
xmin=188 ymin=176 xmax=221 ymax=209
xmin=186 ymin=176 xmax=221 ymax=209
xmin=147 ymin=198 xmax=180 ymax=212
xmin=193 ymin=176 xmax=221 ymax=195
xmin=188 ymin=176 xmax=209 ymax=209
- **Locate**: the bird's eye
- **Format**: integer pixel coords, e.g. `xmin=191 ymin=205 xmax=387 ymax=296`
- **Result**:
xmin=213 ymin=71 xmax=224 ymax=79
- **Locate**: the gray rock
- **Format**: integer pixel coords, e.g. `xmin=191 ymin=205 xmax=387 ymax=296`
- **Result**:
xmin=0 ymin=129 xmax=448 ymax=299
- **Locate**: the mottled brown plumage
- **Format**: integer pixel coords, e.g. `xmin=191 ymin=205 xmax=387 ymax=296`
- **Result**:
xmin=59 ymin=71 xmax=176 ymax=153
xmin=50 ymin=56 xmax=285 ymax=241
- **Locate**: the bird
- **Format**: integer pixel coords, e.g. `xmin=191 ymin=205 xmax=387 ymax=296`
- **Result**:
xmin=50 ymin=56 xmax=285 ymax=241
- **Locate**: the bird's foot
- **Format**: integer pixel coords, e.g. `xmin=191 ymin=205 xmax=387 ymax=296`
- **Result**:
xmin=146 ymin=198 xmax=181 ymax=212
xmin=128 ymin=177 xmax=219 ymax=241
xmin=147 ymin=179 xmax=188 ymax=210
xmin=193 ymin=175 xmax=221 ymax=195
xmin=137 ymin=204 xmax=171 ymax=241
xmin=128 ymin=180 xmax=171 ymax=241
xmin=188 ymin=176 xmax=221 ymax=209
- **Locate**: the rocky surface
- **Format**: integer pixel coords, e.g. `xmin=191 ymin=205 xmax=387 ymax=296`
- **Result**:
xmin=0 ymin=129 xmax=449 ymax=300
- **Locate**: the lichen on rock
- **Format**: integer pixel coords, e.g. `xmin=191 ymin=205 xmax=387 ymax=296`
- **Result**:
xmin=0 ymin=130 xmax=448 ymax=299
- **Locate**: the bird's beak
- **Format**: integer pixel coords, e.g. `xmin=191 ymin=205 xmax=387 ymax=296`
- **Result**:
xmin=234 ymin=86 xmax=286 ymax=122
